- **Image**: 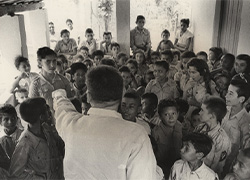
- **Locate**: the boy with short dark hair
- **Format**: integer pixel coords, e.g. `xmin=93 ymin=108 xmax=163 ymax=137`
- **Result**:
xmin=9 ymin=97 xmax=65 ymax=179
xmin=80 ymin=28 xmax=97 ymax=55
xmin=100 ymin=32 xmax=112 ymax=55
xmin=194 ymin=96 xmax=231 ymax=176
xmin=116 ymin=52 xmax=128 ymax=68
xmin=110 ymin=42 xmax=120 ymax=60
xmin=197 ymin=51 xmax=208 ymax=62
xmin=222 ymin=74 xmax=250 ymax=174
xmin=119 ymin=65 xmax=137 ymax=92
xmin=224 ymin=148 xmax=250 ymax=180
xmin=145 ymin=61 xmax=180 ymax=102
xmin=152 ymin=99 xmax=182 ymax=177
xmin=0 ymin=104 xmax=23 ymax=170
xmin=169 ymin=132 xmax=218 ymax=180
xmin=92 ymin=50 xmax=104 ymax=66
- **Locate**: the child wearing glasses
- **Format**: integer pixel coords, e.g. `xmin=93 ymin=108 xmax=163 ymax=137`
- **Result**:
xmin=79 ymin=28 xmax=97 ymax=56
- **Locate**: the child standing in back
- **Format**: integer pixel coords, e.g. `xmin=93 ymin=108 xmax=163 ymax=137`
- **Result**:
xmin=79 ymin=28 xmax=97 ymax=56
xmin=100 ymin=32 xmax=112 ymax=55
xmin=156 ymin=29 xmax=174 ymax=52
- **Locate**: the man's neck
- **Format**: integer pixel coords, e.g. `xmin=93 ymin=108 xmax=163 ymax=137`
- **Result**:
xmin=28 ymin=121 xmax=45 ymax=139
xmin=206 ymin=120 xmax=218 ymax=130
xmin=188 ymin=160 xmax=202 ymax=171
xmin=91 ymin=100 xmax=120 ymax=111
xmin=41 ymin=70 xmax=55 ymax=82
xmin=230 ymin=104 xmax=243 ymax=117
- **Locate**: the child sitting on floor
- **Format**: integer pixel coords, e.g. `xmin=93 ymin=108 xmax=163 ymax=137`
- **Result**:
xmin=0 ymin=104 xmax=23 ymax=170
xmin=110 ymin=42 xmax=120 ymax=61
xmin=92 ymin=50 xmax=104 ymax=66
xmin=169 ymin=132 xmax=218 ymax=180
xmin=134 ymin=49 xmax=149 ymax=77
xmin=156 ymin=29 xmax=174 ymax=52
xmin=9 ymin=97 xmax=65 ymax=179
xmin=116 ymin=52 xmax=128 ymax=68
xmin=119 ymin=66 xmax=138 ymax=93
xmin=152 ymin=99 xmax=182 ymax=177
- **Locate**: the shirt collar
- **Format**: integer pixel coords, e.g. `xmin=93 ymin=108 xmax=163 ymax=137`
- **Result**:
xmin=207 ymin=123 xmax=221 ymax=137
xmin=39 ymin=72 xmax=62 ymax=86
xmin=151 ymin=78 xmax=174 ymax=87
xmin=21 ymin=128 xmax=46 ymax=149
xmin=135 ymin=27 xmax=146 ymax=34
xmin=88 ymin=108 xmax=122 ymax=119
xmin=227 ymin=106 xmax=247 ymax=120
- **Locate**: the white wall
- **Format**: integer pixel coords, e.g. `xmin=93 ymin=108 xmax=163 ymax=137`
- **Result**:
xmin=237 ymin=0 xmax=250 ymax=55
xmin=191 ymin=0 xmax=217 ymax=53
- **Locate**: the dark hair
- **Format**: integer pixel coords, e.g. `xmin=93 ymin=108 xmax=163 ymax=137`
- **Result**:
xmin=126 ymin=59 xmax=138 ymax=70
xmin=117 ymin=52 xmax=128 ymax=60
xmin=172 ymin=50 xmax=181 ymax=60
xmin=103 ymin=32 xmax=112 ymax=37
xmin=0 ymin=104 xmax=17 ymax=118
xmin=83 ymin=59 xmax=93 ymax=65
xmin=14 ymin=56 xmax=29 ymax=69
xmin=100 ymin=58 xmax=116 ymax=67
xmin=230 ymin=73 xmax=250 ymax=103
xmin=119 ymin=65 xmax=131 ymax=73
xmin=79 ymin=46 xmax=89 ymax=52
xmin=161 ymin=29 xmax=170 ymax=36
xmin=111 ymin=42 xmax=120 ymax=50
xmin=92 ymin=50 xmax=104 ymax=59
xmin=154 ymin=61 xmax=169 ymax=72
xmin=180 ymin=18 xmax=190 ymax=27
xmin=15 ymin=88 xmax=28 ymax=94
xmin=203 ymin=96 xmax=227 ymax=123
xmin=236 ymin=54 xmax=250 ymax=74
xmin=222 ymin=53 xmax=235 ymax=72
xmin=20 ymin=97 xmax=47 ymax=124
xmin=209 ymin=47 xmax=223 ymax=61
xmin=136 ymin=15 xmax=145 ymax=23
xmin=183 ymin=132 xmax=213 ymax=157
xmin=66 ymin=19 xmax=73 ymax=24
xmin=161 ymin=50 xmax=174 ymax=62
xmin=70 ymin=62 xmax=88 ymax=75
xmin=188 ymin=58 xmax=211 ymax=94
xmin=242 ymin=148 xmax=250 ymax=159
xmin=181 ymin=51 xmax=196 ymax=59
xmin=151 ymin=51 xmax=160 ymax=57
xmin=191 ymin=108 xmax=201 ymax=117
xmin=141 ymin=93 xmax=158 ymax=107
xmin=123 ymin=91 xmax=140 ymax=105
xmin=48 ymin=22 xmax=54 ymax=25
xmin=37 ymin=47 xmax=57 ymax=62
xmin=60 ymin=29 xmax=70 ymax=37
xmin=196 ymin=51 xmax=208 ymax=59
xmin=57 ymin=60 xmax=63 ymax=66
xmin=175 ymin=98 xmax=189 ymax=115
xmin=158 ymin=99 xmax=179 ymax=116
xmin=85 ymin=28 xmax=93 ymax=34
xmin=86 ymin=66 xmax=123 ymax=102
xmin=57 ymin=54 xmax=68 ymax=64
xmin=134 ymin=49 xmax=146 ymax=63
xmin=74 ymin=55 xmax=84 ymax=62
xmin=70 ymin=98 xmax=82 ymax=113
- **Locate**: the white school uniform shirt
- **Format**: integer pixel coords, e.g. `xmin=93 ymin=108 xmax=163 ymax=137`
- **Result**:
xmin=169 ymin=160 xmax=218 ymax=180
xmin=53 ymin=92 xmax=157 ymax=180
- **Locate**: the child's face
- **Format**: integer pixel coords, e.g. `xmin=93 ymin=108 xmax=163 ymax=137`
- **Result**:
xmin=121 ymin=72 xmax=132 ymax=87
xmin=234 ymin=59 xmax=248 ymax=74
xmin=93 ymin=55 xmax=103 ymax=65
xmin=111 ymin=46 xmax=120 ymax=57
xmin=141 ymin=98 xmax=153 ymax=114
xmin=121 ymin=97 xmax=140 ymax=122
xmin=180 ymin=141 xmax=199 ymax=162
xmin=233 ymin=151 xmax=250 ymax=180
xmin=199 ymin=104 xmax=212 ymax=123
xmin=145 ymin=73 xmax=154 ymax=84
xmin=225 ymin=85 xmax=242 ymax=106
xmin=197 ymin=55 xmax=207 ymax=62
xmin=84 ymin=61 xmax=93 ymax=70
xmin=154 ymin=65 xmax=167 ymax=83
xmin=117 ymin=56 xmax=127 ymax=67
xmin=173 ymin=54 xmax=179 ymax=62
xmin=151 ymin=55 xmax=160 ymax=64
xmin=209 ymin=51 xmax=215 ymax=61
xmin=215 ymin=76 xmax=229 ymax=90
xmin=180 ymin=22 xmax=188 ymax=32
xmin=191 ymin=114 xmax=201 ymax=128
xmin=40 ymin=55 xmax=57 ymax=74
xmin=162 ymin=33 xmax=170 ymax=41
xmin=62 ymin=32 xmax=70 ymax=43
xmin=127 ymin=63 xmax=137 ymax=75
xmin=188 ymin=66 xmax=202 ymax=82
xmin=85 ymin=33 xmax=93 ymax=41
xmin=79 ymin=50 xmax=89 ymax=59
xmin=49 ymin=24 xmax=55 ymax=33
xmin=103 ymin=34 xmax=112 ymax=44
xmin=181 ymin=58 xmax=190 ymax=72
xmin=1 ymin=113 xmax=17 ymax=132
xmin=16 ymin=92 xmax=28 ymax=104
xmin=73 ymin=69 xmax=86 ymax=88
xmin=136 ymin=19 xmax=145 ymax=29
xmin=18 ymin=62 xmax=31 ymax=73
xmin=135 ymin=53 xmax=144 ymax=65
xmin=66 ymin=21 xmax=73 ymax=29
xmin=160 ymin=106 xmax=179 ymax=127
xmin=161 ymin=54 xmax=171 ymax=63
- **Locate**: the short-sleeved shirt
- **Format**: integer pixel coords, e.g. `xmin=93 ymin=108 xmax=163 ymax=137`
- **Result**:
xmin=54 ymin=38 xmax=77 ymax=54
xmin=175 ymin=30 xmax=193 ymax=49
xmin=130 ymin=27 xmax=151 ymax=51
xmin=29 ymin=72 xmax=73 ymax=110
xmin=145 ymin=79 xmax=180 ymax=102
xmin=100 ymin=42 xmax=112 ymax=55
xmin=80 ymin=39 xmax=97 ymax=55
xmin=9 ymin=123 xmax=64 ymax=179
xmin=169 ymin=160 xmax=218 ymax=180
xmin=194 ymin=123 xmax=231 ymax=175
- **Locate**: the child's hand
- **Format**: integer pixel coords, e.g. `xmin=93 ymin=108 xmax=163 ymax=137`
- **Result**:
xmin=184 ymin=80 xmax=196 ymax=92
xmin=19 ymin=72 xmax=28 ymax=79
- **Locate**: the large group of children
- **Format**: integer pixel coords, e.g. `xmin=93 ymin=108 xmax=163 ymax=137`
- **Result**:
xmin=1 ymin=14 xmax=250 ymax=180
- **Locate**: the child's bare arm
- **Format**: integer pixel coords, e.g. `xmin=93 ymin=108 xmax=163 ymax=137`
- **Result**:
xmin=10 ymin=72 xmax=28 ymax=93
